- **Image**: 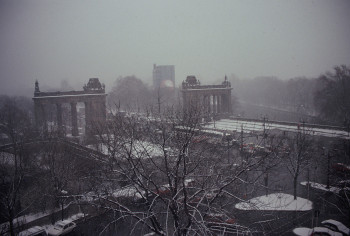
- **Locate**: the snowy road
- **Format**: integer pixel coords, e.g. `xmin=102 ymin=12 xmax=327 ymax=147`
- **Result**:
xmin=203 ymin=119 xmax=349 ymax=139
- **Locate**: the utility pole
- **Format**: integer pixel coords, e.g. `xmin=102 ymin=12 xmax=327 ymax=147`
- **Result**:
xmin=262 ymin=115 xmax=269 ymax=196
xmin=240 ymin=124 xmax=244 ymax=152
xmin=262 ymin=115 xmax=268 ymax=146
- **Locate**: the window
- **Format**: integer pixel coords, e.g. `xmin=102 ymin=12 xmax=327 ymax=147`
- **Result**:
xmin=323 ymin=223 xmax=337 ymax=231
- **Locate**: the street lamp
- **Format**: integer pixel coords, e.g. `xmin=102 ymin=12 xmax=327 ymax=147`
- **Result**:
xmin=59 ymin=190 xmax=68 ymax=221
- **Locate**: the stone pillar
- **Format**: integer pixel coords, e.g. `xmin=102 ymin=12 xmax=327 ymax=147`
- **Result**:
xmin=183 ymin=93 xmax=188 ymax=113
xmin=205 ymin=95 xmax=209 ymax=113
xmin=213 ymin=95 xmax=217 ymax=114
xmin=96 ymin=100 xmax=106 ymax=123
xmin=208 ymin=95 xmax=213 ymax=114
xmin=34 ymin=102 xmax=47 ymax=132
xmin=34 ymin=102 xmax=43 ymax=128
xmin=227 ymin=91 xmax=232 ymax=113
xmin=56 ymin=103 xmax=63 ymax=136
xmin=217 ymin=95 xmax=221 ymax=114
xmin=222 ymin=95 xmax=227 ymax=113
xmin=100 ymin=101 xmax=106 ymax=122
xmin=71 ymin=102 xmax=79 ymax=136
xmin=42 ymin=104 xmax=48 ymax=133
xmin=84 ymin=101 xmax=91 ymax=135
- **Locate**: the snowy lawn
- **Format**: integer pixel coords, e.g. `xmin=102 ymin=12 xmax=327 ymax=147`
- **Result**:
xmin=89 ymin=140 xmax=176 ymax=159
xmin=235 ymin=193 xmax=313 ymax=211
xmin=113 ymin=186 xmax=145 ymax=200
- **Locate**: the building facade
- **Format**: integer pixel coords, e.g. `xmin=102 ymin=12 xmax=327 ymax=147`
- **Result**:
xmin=153 ymin=64 xmax=175 ymax=90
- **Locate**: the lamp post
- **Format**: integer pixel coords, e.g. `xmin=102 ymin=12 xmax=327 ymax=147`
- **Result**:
xmin=60 ymin=190 xmax=68 ymax=221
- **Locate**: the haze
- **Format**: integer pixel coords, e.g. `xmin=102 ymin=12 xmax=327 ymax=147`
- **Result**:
xmin=0 ymin=0 xmax=349 ymax=96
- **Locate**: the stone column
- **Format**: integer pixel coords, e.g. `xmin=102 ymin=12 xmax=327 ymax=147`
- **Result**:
xmin=42 ymin=104 xmax=48 ymax=133
xmin=183 ymin=92 xmax=188 ymax=113
xmin=205 ymin=95 xmax=209 ymax=113
xmin=34 ymin=102 xmax=47 ymax=132
xmin=34 ymin=102 xmax=43 ymax=128
xmin=84 ymin=101 xmax=91 ymax=135
xmin=71 ymin=102 xmax=79 ymax=136
xmin=208 ymin=95 xmax=213 ymax=114
xmin=56 ymin=103 xmax=63 ymax=136
xmin=100 ymin=101 xmax=106 ymax=122
xmin=227 ymin=91 xmax=232 ymax=113
xmin=217 ymin=95 xmax=221 ymax=114
xmin=222 ymin=95 xmax=227 ymax=113
xmin=213 ymin=95 xmax=217 ymax=114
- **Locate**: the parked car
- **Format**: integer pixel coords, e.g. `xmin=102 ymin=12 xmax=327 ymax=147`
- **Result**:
xmin=321 ymin=219 xmax=350 ymax=236
xmin=332 ymin=163 xmax=350 ymax=175
xmin=204 ymin=213 xmax=252 ymax=235
xmin=204 ymin=213 xmax=236 ymax=227
xmin=18 ymin=226 xmax=47 ymax=236
xmin=189 ymin=189 xmax=224 ymax=205
xmin=153 ymin=185 xmax=171 ymax=197
xmin=184 ymin=178 xmax=195 ymax=187
xmin=48 ymin=220 xmax=76 ymax=236
xmin=293 ymin=226 xmax=342 ymax=236
xmin=192 ymin=135 xmax=208 ymax=143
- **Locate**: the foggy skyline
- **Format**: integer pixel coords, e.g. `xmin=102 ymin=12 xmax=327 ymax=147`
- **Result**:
xmin=1 ymin=0 xmax=350 ymax=96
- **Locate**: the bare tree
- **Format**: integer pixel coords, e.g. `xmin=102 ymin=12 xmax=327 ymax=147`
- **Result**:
xmin=0 ymin=98 xmax=37 ymax=235
xmin=283 ymin=125 xmax=313 ymax=200
xmin=91 ymin=105 xmax=257 ymax=235
xmin=108 ymin=76 xmax=152 ymax=113
xmin=314 ymin=65 xmax=350 ymax=125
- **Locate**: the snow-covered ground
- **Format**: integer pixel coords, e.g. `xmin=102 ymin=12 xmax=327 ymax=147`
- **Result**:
xmin=300 ymin=181 xmax=342 ymax=194
xmin=112 ymin=186 xmax=145 ymax=200
xmin=203 ymin=119 xmax=349 ymax=139
xmin=43 ymin=213 xmax=86 ymax=233
xmin=89 ymin=140 xmax=175 ymax=159
xmin=235 ymin=193 xmax=313 ymax=211
xmin=0 ymin=203 xmax=79 ymax=234
xmin=0 ymin=205 xmax=71 ymax=232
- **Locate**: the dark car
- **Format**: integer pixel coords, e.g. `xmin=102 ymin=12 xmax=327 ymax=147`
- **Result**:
xmin=332 ymin=163 xmax=350 ymax=175
xmin=204 ymin=213 xmax=236 ymax=227
xmin=204 ymin=213 xmax=252 ymax=236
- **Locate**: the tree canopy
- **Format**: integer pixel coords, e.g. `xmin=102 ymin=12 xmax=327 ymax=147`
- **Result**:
xmin=314 ymin=65 xmax=350 ymax=126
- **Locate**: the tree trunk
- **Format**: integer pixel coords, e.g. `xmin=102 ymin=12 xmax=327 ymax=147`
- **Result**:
xmin=61 ymin=201 xmax=64 ymax=221
xmin=293 ymin=175 xmax=298 ymax=200
xmin=9 ymin=218 xmax=14 ymax=236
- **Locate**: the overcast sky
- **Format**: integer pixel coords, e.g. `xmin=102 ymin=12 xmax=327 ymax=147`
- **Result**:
xmin=1 ymin=0 xmax=349 ymax=96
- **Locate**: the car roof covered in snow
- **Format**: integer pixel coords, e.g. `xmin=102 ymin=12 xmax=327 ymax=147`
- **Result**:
xmin=293 ymin=227 xmax=342 ymax=236
xmin=322 ymin=219 xmax=350 ymax=235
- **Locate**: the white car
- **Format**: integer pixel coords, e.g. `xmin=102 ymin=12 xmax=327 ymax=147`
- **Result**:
xmin=293 ymin=227 xmax=342 ymax=236
xmin=48 ymin=220 xmax=76 ymax=236
xmin=321 ymin=219 xmax=350 ymax=236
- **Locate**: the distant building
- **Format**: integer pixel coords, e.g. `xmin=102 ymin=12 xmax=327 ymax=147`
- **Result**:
xmin=153 ymin=64 xmax=175 ymax=90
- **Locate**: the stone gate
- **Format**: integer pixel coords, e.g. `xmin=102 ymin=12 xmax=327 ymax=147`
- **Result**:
xmin=33 ymin=78 xmax=107 ymax=136
xmin=181 ymin=75 xmax=232 ymax=117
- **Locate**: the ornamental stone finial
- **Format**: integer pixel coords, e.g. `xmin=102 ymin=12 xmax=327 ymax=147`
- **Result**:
xmin=35 ymin=80 xmax=40 ymax=93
